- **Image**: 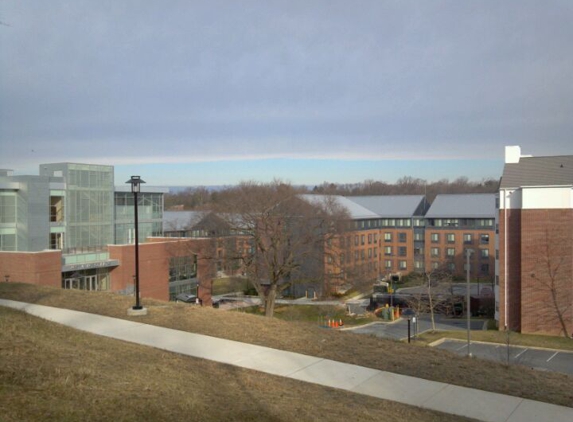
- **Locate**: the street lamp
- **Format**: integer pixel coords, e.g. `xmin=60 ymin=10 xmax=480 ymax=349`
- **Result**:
xmin=126 ymin=176 xmax=145 ymax=312
xmin=402 ymin=308 xmax=416 ymax=343
xmin=466 ymin=248 xmax=473 ymax=357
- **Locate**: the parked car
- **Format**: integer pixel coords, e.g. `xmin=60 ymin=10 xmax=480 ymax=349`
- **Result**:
xmin=175 ymin=293 xmax=197 ymax=304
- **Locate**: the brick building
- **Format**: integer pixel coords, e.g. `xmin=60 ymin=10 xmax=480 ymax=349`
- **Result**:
xmin=0 ymin=163 xmax=217 ymax=304
xmin=425 ymin=194 xmax=496 ymax=279
xmin=496 ymin=146 xmax=573 ymax=337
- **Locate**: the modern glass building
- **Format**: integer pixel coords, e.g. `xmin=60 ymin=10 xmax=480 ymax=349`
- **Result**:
xmin=0 ymin=163 xmax=167 ymax=292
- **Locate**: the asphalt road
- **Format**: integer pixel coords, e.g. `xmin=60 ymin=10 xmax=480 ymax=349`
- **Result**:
xmin=344 ymin=314 xmax=487 ymax=341
xmin=433 ymin=339 xmax=573 ymax=376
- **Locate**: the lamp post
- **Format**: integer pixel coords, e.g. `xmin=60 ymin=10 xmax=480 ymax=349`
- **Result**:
xmin=126 ymin=176 xmax=145 ymax=312
xmin=466 ymin=248 xmax=473 ymax=357
xmin=402 ymin=308 xmax=416 ymax=343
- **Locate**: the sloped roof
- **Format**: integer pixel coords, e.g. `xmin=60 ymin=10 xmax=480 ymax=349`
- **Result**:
xmin=163 ymin=211 xmax=207 ymax=232
xmin=349 ymin=195 xmax=426 ymax=218
xmin=299 ymin=194 xmax=379 ymax=219
xmin=425 ymin=194 xmax=496 ymax=219
xmin=500 ymin=155 xmax=573 ymax=189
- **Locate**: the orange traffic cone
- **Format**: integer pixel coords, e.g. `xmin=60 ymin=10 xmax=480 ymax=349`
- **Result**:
xmin=328 ymin=319 xmax=332 ymax=328
xmin=339 ymin=319 xmax=344 ymax=327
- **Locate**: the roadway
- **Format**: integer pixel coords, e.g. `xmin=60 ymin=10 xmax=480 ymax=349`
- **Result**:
xmin=344 ymin=314 xmax=487 ymax=341
xmin=432 ymin=339 xmax=573 ymax=376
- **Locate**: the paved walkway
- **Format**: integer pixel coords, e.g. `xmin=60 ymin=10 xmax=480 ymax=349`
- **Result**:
xmin=1 ymin=299 xmax=572 ymax=422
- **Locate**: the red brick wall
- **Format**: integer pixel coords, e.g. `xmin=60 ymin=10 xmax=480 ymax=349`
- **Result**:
xmin=0 ymin=250 xmax=61 ymax=287
xmin=520 ymin=209 xmax=572 ymax=337
xmin=109 ymin=242 xmax=170 ymax=302
xmin=498 ymin=209 xmax=522 ymax=331
xmin=143 ymin=237 xmax=217 ymax=305
xmin=424 ymin=228 xmax=495 ymax=279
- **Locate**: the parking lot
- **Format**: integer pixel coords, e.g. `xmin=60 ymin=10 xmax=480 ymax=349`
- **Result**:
xmin=345 ymin=314 xmax=487 ymax=341
xmin=432 ymin=339 xmax=573 ymax=375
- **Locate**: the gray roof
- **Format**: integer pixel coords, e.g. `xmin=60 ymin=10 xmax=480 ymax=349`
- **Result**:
xmin=299 ymin=194 xmax=379 ymax=219
xmin=349 ymin=195 xmax=426 ymax=218
xmin=425 ymin=194 xmax=496 ymax=219
xmin=163 ymin=211 xmax=207 ymax=232
xmin=500 ymin=155 xmax=573 ymax=189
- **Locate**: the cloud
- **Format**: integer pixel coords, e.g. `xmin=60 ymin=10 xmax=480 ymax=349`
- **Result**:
xmin=1 ymin=0 xmax=572 ymax=176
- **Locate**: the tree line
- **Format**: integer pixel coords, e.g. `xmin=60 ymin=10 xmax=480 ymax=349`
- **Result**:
xmin=165 ymin=176 xmax=499 ymax=210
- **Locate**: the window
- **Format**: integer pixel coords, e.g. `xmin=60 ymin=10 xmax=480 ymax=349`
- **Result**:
xmin=398 ymin=232 xmax=407 ymax=242
xmin=384 ymin=246 xmax=393 ymax=256
xmin=399 ymin=261 xmax=407 ymax=270
xmin=414 ymin=232 xmax=424 ymax=241
xmin=480 ymin=249 xmax=489 ymax=259
xmin=373 ymin=247 xmax=378 ymax=257
xmin=480 ymin=263 xmax=489 ymax=273
xmin=373 ymin=233 xmax=378 ymax=243
xmin=431 ymin=233 xmax=439 ymax=243
xmin=354 ymin=235 xmax=359 ymax=246
xmin=361 ymin=234 xmax=365 ymax=245
xmin=169 ymin=255 xmax=198 ymax=282
xmin=446 ymin=248 xmax=455 ymax=257
xmin=384 ymin=232 xmax=392 ymax=242
xmin=480 ymin=234 xmax=490 ymax=244
xmin=496 ymin=249 xmax=499 ymax=259
xmin=446 ymin=233 xmax=455 ymax=243
xmin=385 ymin=260 xmax=392 ymax=269
xmin=368 ymin=234 xmax=372 ymax=244
xmin=0 ymin=233 xmax=16 ymax=251
xmin=431 ymin=261 xmax=439 ymax=269
xmin=354 ymin=251 xmax=359 ymax=261
xmin=495 ymin=275 xmax=499 ymax=286
xmin=414 ymin=261 xmax=424 ymax=269
xmin=448 ymin=262 xmax=455 ymax=272
xmin=361 ymin=250 xmax=365 ymax=260
xmin=0 ymin=194 xmax=16 ymax=224
xmin=463 ymin=233 xmax=472 ymax=244
xmin=368 ymin=248 xmax=372 ymax=258
xmin=431 ymin=247 xmax=440 ymax=257
xmin=398 ymin=246 xmax=407 ymax=257
xmin=414 ymin=247 xmax=424 ymax=256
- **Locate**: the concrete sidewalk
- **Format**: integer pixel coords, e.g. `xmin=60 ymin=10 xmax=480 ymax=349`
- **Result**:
xmin=1 ymin=299 xmax=571 ymax=422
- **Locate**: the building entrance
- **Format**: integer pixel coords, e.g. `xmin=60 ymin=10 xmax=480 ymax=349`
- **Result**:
xmin=62 ymin=269 xmax=109 ymax=291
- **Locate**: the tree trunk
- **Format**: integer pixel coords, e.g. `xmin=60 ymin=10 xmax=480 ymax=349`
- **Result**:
xmin=428 ymin=280 xmax=436 ymax=331
xmin=265 ymin=285 xmax=277 ymax=318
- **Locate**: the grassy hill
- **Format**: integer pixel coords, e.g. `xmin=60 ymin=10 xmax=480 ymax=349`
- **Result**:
xmin=1 ymin=283 xmax=572 ymax=421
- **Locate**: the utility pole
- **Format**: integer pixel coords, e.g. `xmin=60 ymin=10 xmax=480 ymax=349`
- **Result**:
xmin=466 ymin=248 xmax=472 ymax=357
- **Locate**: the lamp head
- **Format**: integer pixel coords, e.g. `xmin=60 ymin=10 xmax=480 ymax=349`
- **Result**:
xmin=126 ymin=175 xmax=146 ymax=193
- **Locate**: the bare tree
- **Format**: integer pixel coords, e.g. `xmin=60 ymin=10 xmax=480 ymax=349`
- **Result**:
xmin=406 ymin=264 xmax=457 ymax=331
xmin=164 ymin=237 xmax=218 ymax=305
xmin=212 ymin=181 xmax=349 ymax=317
xmin=534 ymin=228 xmax=572 ymax=338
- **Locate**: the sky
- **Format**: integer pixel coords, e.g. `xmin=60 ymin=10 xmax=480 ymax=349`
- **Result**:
xmin=1 ymin=1 xmax=572 ymax=187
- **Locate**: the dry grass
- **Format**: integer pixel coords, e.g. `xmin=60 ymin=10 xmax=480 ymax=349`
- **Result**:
xmin=0 ymin=307 xmax=467 ymax=422
xmin=1 ymin=283 xmax=572 ymax=411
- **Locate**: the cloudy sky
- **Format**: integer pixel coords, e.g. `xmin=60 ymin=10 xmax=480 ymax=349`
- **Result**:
xmin=1 ymin=1 xmax=572 ymax=186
